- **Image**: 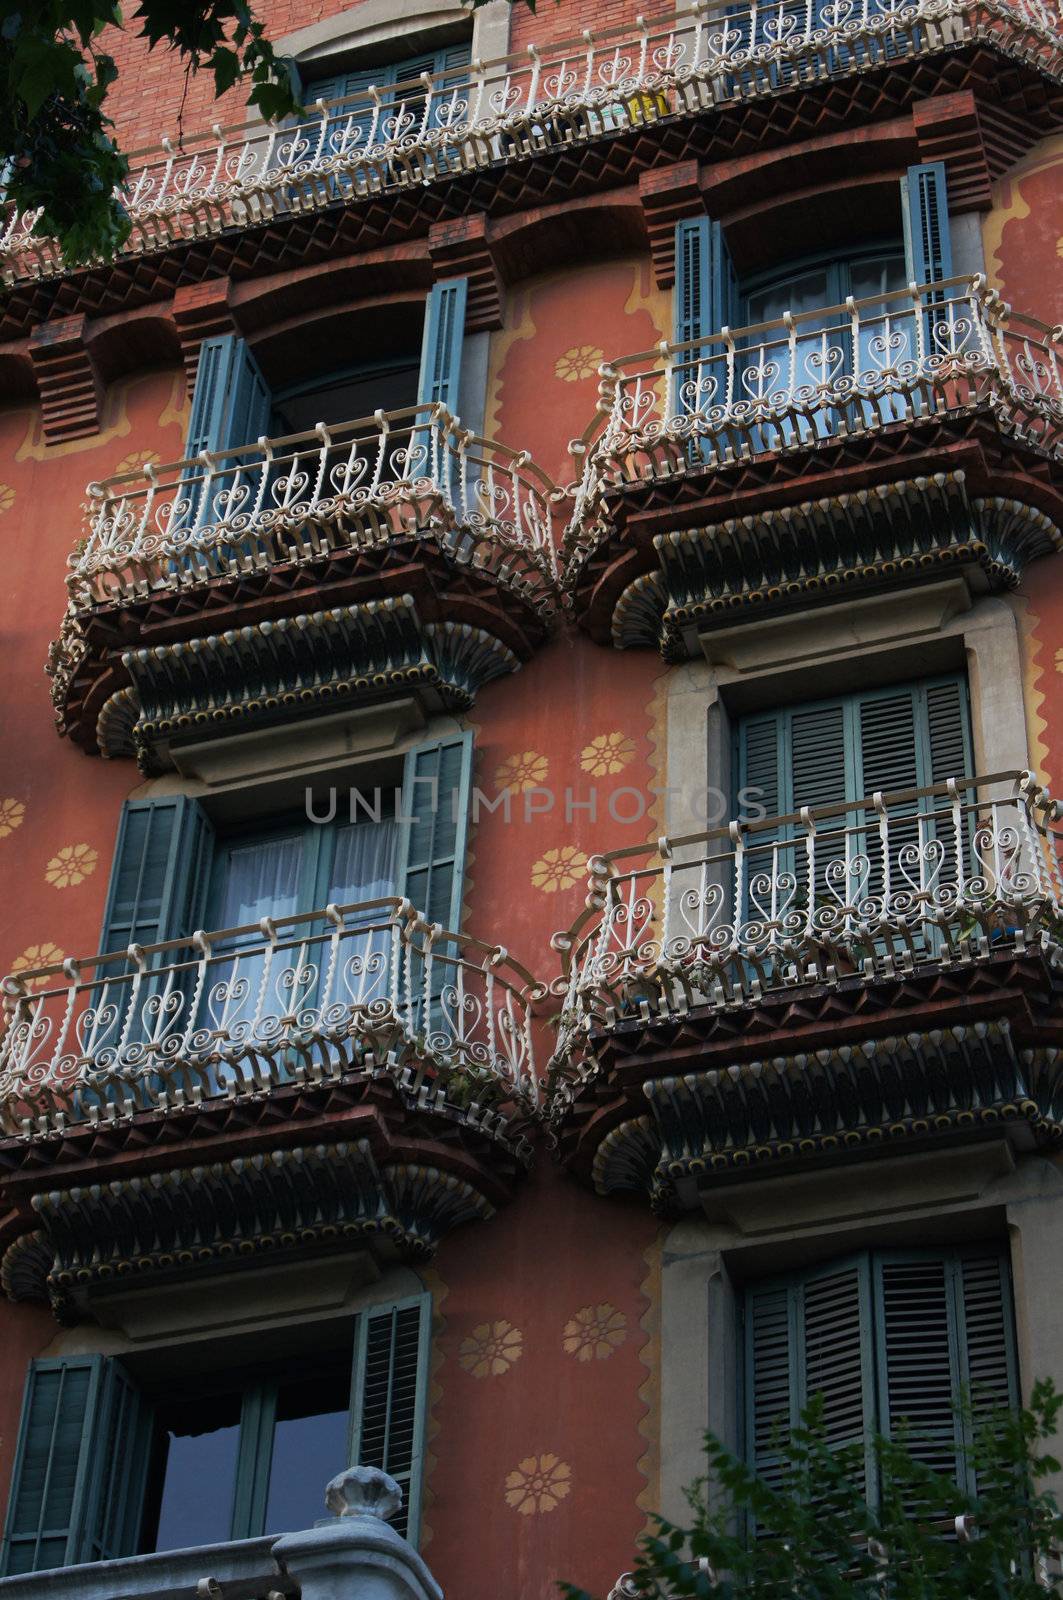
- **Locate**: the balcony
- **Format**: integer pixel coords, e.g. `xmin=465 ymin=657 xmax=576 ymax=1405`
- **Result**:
xmin=0 ymin=900 xmax=544 ymax=1311
xmin=548 ymin=771 xmax=1063 ymax=1205
xmin=563 ymin=277 xmax=1063 ymax=645
xmin=1 ymin=0 xmax=1060 ymax=300
xmin=48 ymin=404 xmax=561 ymax=764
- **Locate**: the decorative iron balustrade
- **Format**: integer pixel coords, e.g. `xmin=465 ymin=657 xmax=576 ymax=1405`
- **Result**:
xmin=0 ymin=898 xmax=544 ymax=1136
xmin=64 ymin=403 xmax=559 ymax=610
xmin=550 ymin=770 xmax=1063 ymax=1068
xmin=564 ymin=277 xmax=1063 ymax=558
xmin=2 ymin=0 xmax=1061 ymax=283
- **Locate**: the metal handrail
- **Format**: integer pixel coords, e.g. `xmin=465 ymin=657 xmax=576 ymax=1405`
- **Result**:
xmin=2 ymin=0 xmax=1061 ymax=283
xmin=0 ymin=897 xmax=546 ymax=1134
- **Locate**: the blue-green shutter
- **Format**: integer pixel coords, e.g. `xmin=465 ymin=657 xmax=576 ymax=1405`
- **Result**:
xmin=674 ymin=217 xmax=712 ymax=348
xmin=417 ymin=279 xmax=468 ymax=418
xmin=873 ymin=1249 xmax=1016 ymax=1498
xmin=673 ymin=219 xmax=737 ymax=430
xmin=744 ymin=1257 xmax=875 ymax=1503
xmin=230 ymin=1382 xmax=278 ymax=1541
xmin=349 ymin=1293 xmax=432 ymax=1544
xmin=99 ymin=797 xmax=214 ymax=956
xmin=0 ymin=1357 xmax=150 ymax=1574
xmin=396 ymin=732 xmax=473 ymax=931
xmin=901 ymin=162 xmax=953 ymax=287
xmin=185 ymin=335 xmax=272 ymax=460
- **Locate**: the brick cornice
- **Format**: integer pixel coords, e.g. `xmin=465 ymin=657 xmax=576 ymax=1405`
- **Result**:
xmin=638 ymin=160 xmax=705 ymax=287
xmin=427 ymin=212 xmax=504 ymax=331
xmin=912 ymin=90 xmax=993 ymax=210
xmin=171 ymin=277 xmax=236 ymax=394
xmin=28 ymin=313 xmax=103 ymax=444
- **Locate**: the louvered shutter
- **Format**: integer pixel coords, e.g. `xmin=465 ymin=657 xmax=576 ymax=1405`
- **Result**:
xmin=99 ymin=797 xmax=214 ymax=957
xmin=0 ymin=1358 xmax=150 ymax=1575
xmin=744 ymin=1258 xmax=875 ymax=1504
xmin=673 ymin=219 xmax=737 ymax=427
xmin=901 ymin=163 xmax=953 ymax=288
xmin=349 ymin=1294 xmax=432 ymax=1542
xmin=417 ymin=278 xmax=468 ymax=419
xmin=737 ymin=712 xmax=784 ymax=823
xmin=873 ymin=1249 xmax=1016 ymax=1498
xmin=396 ymin=733 xmax=473 ymax=931
xmin=185 ymin=336 xmax=272 ymax=460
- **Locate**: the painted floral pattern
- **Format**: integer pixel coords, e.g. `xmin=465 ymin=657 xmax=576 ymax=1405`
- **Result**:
xmin=44 ymin=843 xmax=98 ymax=888
xmin=495 ymin=750 xmax=549 ymax=792
xmin=10 ymin=944 xmax=65 ymax=990
xmin=562 ymin=1303 xmax=628 ymax=1362
xmin=554 ymin=345 xmax=603 ymax=382
xmin=114 ymin=449 xmax=161 ymax=477
xmin=531 ymin=845 xmax=588 ymax=893
xmin=0 ymin=798 xmax=25 ymax=839
xmin=504 ymin=1453 xmax=572 ymax=1515
xmin=459 ymin=1319 xmax=523 ymax=1378
xmin=581 ymin=731 xmax=637 ymax=776
xmin=0 ymin=484 xmax=15 ymax=516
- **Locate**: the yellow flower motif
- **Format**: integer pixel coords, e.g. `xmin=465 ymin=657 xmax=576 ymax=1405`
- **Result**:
xmin=554 ymin=345 xmax=603 ymax=383
xmin=0 ymin=484 xmax=15 ymax=515
xmin=44 ymin=843 xmax=99 ymax=889
xmin=10 ymin=944 xmax=65 ymax=991
xmin=459 ymin=1320 xmax=523 ymax=1378
xmin=1055 ymin=646 xmax=1063 ymax=673
xmin=563 ymin=1303 xmax=628 ymax=1362
xmin=530 ymin=846 xmax=587 ymax=894
xmin=114 ymin=449 xmax=160 ymax=477
xmin=0 ymin=798 xmax=25 ymax=839
xmin=495 ymin=750 xmax=549 ymax=793
xmin=504 ymin=1453 xmax=572 ymax=1515
xmin=581 ymin=731 xmax=637 ymax=777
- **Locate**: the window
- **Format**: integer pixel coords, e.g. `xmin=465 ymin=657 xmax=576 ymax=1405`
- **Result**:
xmin=0 ymin=1294 xmax=432 ymax=1575
xmin=302 ymin=41 xmax=473 ymax=148
xmin=743 ymin=1247 xmax=1017 ymax=1503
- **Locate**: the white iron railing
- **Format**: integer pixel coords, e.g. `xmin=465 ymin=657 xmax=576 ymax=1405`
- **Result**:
xmin=566 ymin=277 xmax=1063 ymax=550
xmin=2 ymin=0 xmax=1061 ymax=283
xmin=65 ymin=402 xmax=560 ymax=608
xmin=0 ymin=899 xmax=545 ymax=1135
xmin=551 ymin=771 xmax=1063 ymax=1063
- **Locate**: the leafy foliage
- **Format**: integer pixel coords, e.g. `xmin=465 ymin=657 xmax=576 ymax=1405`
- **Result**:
xmin=1 ymin=0 xmax=545 ymax=267
xmin=563 ymin=1381 xmax=1063 ymax=1600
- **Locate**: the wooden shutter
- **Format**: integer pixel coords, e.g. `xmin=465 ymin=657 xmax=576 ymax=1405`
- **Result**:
xmin=873 ymin=1249 xmax=1016 ymax=1496
xmin=396 ymin=732 xmax=473 ymax=931
xmin=674 ymin=217 xmax=712 ymax=349
xmin=901 ymin=162 xmax=953 ymax=287
xmin=99 ymin=797 xmax=214 ymax=957
xmin=184 ymin=336 xmax=272 ymax=460
xmin=417 ymin=278 xmax=468 ymax=417
xmin=744 ymin=1259 xmax=874 ymax=1499
xmin=349 ymin=1293 xmax=432 ymax=1543
xmin=0 ymin=1357 xmax=150 ymax=1575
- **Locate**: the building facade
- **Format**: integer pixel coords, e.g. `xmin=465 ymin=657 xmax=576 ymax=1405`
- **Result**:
xmin=0 ymin=0 xmax=1062 ymax=1593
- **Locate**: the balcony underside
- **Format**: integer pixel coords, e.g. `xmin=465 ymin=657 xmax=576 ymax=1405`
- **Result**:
xmin=0 ymin=1059 xmax=534 ymax=1321
xmin=1 ymin=41 xmax=1059 ymax=340
xmin=52 ymin=531 xmax=551 ymax=758
xmin=550 ymin=943 xmax=1063 ymax=1206
xmin=565 ymin=409 xmax=1063 ymax=644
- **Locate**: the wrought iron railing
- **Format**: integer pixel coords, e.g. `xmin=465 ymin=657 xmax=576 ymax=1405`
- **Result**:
xmin=2 ymin=0 xmax=1061 ymax=283
xmin=565 ymin=277 xmax=1063 ymax=554
xmin=64 ymin=402 xmax=560 ymax=608
xmin=550 ymin=770 xmax=1063 ymax=1065
xmin=0 ymin=899 xmax=544 ymax=1135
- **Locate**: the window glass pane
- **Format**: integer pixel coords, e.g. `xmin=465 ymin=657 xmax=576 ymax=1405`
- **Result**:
xmin=329 ymin=819 xmax=398 ymax=904
xmin=746 ymin=267 xmax=830 ymax=324
xmin=849 ymin=254 xmax=906 ymax=302
xmin=263 ymin=1377 xmax=350 ymax=1535
xmin=152 ymin=1394 xmax=241 ymax=1551
xmin=215 ymin=834 xmax=304 ymax=926
xmin=273 ymin=363 xmax=421 ymax=434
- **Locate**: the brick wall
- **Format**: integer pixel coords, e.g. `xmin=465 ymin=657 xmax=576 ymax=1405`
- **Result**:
xmin=509 ymin=0 xmax=644 ymax=53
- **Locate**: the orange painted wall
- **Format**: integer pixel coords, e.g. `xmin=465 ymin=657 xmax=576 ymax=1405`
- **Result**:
xmin=0 ymin=252 xmax=670 ymax=1599
xmin=984 ymin=133 xmax=1063 ymax=791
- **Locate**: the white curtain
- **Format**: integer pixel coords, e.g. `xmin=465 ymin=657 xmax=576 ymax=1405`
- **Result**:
xmin=328 ymin=818 xmax=398 ymax=905
xmin=216 ymin=834 xmax=304 ymax=926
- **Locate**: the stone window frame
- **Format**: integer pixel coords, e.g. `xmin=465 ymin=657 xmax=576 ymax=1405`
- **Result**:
xmin=656 ymin=1145 xmax=1063 ymax=1525
xmin=662 ymin=577 xmax=1032 ymax=841
xmin=275 ymin=1 xmax=511 ymax=82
